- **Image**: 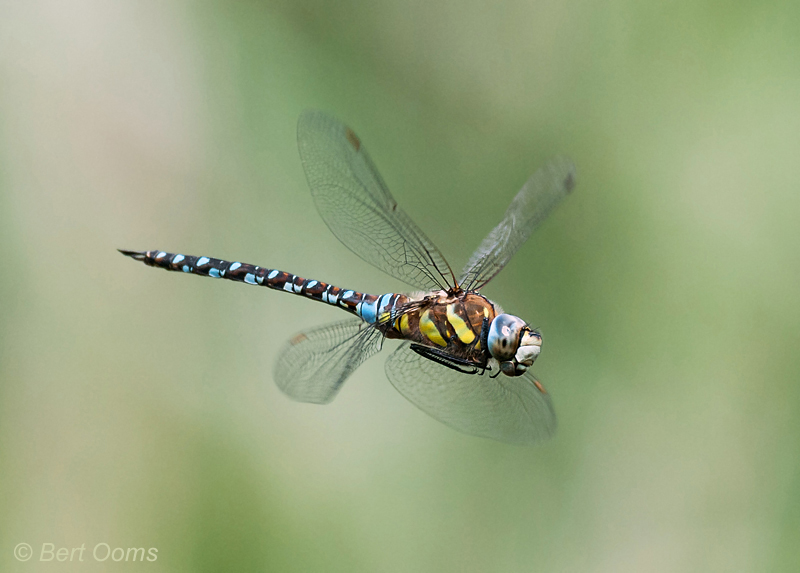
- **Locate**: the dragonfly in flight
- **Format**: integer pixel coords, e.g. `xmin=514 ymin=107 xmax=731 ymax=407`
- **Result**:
xmin=121 ymin=111 xmax=576 ymax=444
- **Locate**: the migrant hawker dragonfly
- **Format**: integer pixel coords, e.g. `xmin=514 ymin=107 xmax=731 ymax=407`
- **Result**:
xmin=121 ymin=111 xmax=576 ymax=444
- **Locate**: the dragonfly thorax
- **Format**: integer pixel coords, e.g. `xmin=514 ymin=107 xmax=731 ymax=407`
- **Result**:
xmin=393 ymin=291 xmax=496 ymax=360
xmin=394 ymin=293 xmax=542 ymax=377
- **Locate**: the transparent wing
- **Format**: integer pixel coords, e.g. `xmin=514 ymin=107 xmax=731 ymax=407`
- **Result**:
xmin=298 ymin=110 xmax=455 ymax=291
xmin=460 ymin=156 xmax=576 ymax=291
xmin=274 ymin=318 xmax=384 ymax=404
xmin=385 ymin=342 xmax=556 ymax=444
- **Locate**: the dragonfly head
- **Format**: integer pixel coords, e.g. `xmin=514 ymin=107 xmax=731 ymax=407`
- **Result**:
xmin=487 ymin=314 xmax=542 ymax=376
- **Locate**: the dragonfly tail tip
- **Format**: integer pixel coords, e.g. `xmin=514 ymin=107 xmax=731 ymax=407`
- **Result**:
xmin=118 ymin=249 xmax=147 ymax=261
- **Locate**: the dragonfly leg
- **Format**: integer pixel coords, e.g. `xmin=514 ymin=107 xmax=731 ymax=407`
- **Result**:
xmin=409 ymin=344 xmax=479 ymax=375
xmin=476 ymin=362 xmax=491 ymax=376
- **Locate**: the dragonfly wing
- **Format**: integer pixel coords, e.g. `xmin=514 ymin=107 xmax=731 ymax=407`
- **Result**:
xmin=298 ymin=110 xmax=454 ymax=291
xmin=459 ymin=156 xmax=576 ymax=291
xmin=274 ymin=318 xmax=384 ymax=404
xmin=384 ymin=341 xmax=556 ymax=444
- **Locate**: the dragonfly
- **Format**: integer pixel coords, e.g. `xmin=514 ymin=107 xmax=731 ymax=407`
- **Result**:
xmin=121 ymin=111 xmax=576 ymax=444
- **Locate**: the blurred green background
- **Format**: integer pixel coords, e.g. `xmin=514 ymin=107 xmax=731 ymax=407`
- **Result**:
xmin=1 ymin=0 xmax=799 ymax=571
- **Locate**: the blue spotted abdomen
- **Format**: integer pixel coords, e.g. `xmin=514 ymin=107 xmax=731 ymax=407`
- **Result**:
xmin=120 ymin=249 xmax=408 ymax=324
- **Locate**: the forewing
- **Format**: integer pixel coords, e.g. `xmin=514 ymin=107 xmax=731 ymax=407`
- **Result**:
xmin=385 ymin=342 xmax=556 ymax=444
xmin=298 ymin=110 xmax=454 ymax=291
xmin=460 ymin=156 xmax=576 ymax=291
xmin=274 ymin=319 xmax=384 ymax=404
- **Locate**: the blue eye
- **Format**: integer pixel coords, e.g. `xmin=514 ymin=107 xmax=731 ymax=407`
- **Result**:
xmin=488 ymin=314 xmax=527 ymax=360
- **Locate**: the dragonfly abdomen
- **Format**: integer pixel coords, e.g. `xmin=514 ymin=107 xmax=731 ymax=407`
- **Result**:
xmin=119 ymin=249 xmax=410 ymax=322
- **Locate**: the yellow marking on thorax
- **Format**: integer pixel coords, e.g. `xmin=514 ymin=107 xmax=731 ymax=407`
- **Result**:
xmin=446 ymin=304 xmax=475 ymax=344
xmin=419 ymin=310 xmax=447 ymax=347
xmin=393 ymin=313 xmax=412 ymax=336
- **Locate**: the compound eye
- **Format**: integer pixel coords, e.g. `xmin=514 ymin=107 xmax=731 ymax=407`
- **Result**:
xmin=487 ymin=314 xmax=525 ymax=361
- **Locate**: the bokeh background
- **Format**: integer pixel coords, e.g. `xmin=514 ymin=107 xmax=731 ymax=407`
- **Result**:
xmin=2 ymin=1 xmax=799 ymax=571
